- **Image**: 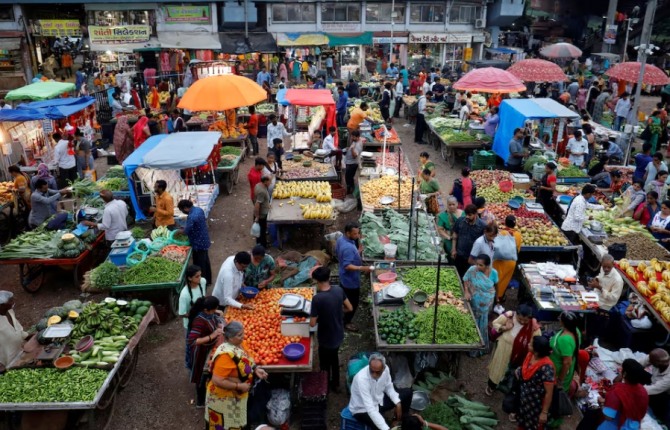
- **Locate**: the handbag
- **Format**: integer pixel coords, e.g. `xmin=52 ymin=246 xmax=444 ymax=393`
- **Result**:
xmin=501 ymin=368 xmax=521 ymax=413
xmin=497 ymin=366 xmax=516 ymax=394
xmin=640 ymin=125 xmax=652 ymax=141
xmin=550 ymin=386 xmax=573 ymax=417
xmin=493 ymin=234 xmax=517 ymax=261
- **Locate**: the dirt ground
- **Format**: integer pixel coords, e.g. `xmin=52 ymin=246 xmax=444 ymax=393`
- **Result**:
xmin=8 ymin=95 xmax=663 ymax=429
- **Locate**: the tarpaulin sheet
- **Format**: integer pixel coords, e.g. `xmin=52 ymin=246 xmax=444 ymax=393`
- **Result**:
xmin=0 ymin=97 xmax=95 ymax=121
xmin=276 ymin=88 xmax=289 ymax=106
xmin=123 ymin=132 xmax=220 ymax=220
xmin=493 ymin=99 xmax=557 ymax=163
xmin=5 ymin=81 xmax=75 ymax=101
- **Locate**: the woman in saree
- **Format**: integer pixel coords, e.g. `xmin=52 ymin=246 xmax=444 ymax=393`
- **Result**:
xmin=463 ymin=254 xmax=498 ymax=355
xmin=493 ymin=215 xmax=522 ymax=302
xmin=186 ymin=296 xmax=222 ymax=408
xmin=132 ymin=115 xmax=151 ymax=149
xmin=515 ymin=336 xmax=556 ymax=430
xmin=436 ymin=197 xmax=463 ymax=260
xmin=486 ymin=304 xmax=541 ymax=395
xmin=597 ymin=358 xmax=650 ymax=430
xmin=647 ymin=110 xmax=662 ymax=153
xmin=206 ymin=321 xmax=269 ymax=430
xmin=112 ymin=116 xmax=134 ymax=164
xmin=550 ymin=311 xmax=582 ymax=392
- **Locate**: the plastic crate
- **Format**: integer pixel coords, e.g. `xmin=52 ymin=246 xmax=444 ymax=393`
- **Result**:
xmin=470 ymin=150 xmax=496 ymax=170
xmin=340 ymin=407 xmax=373 ymax=430
xmin=331 ymin=182 xmax=346 ymax=200
xmin=300 ymin=372 xmax=329 ymax=400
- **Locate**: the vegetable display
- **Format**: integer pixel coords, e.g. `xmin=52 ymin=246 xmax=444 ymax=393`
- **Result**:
xmin=422 ymin=401 xmax=463 ymax=430
xmin=604 ymin=233 xmax=669 ymax=261
xmin=413 ymin=305 xmax=480 ymax=345
xmin=151 ymin=226 xmax=171 ymax=240
xmin=373 ymin=127 xmax=400 ymax=143
xmin=372 ymin=152 xmax=412 ymax=177
xmin=281 ymin=160 xmax=332 ymax=180
xmin=469 ymin=170 xmax=510 ymax=184
xmin=448 ymin=396 xmax=498 ymax=428
xmin=0 ymin=368 xmax=109 ymax=403
xmin=68 ymin=178 xmax=97 ymax=198
xmin=89 ymin=262 xmax=122 ymax=290
xmin=377 ymin=307 xmax=418 ymax=344
xmin=130 ymin=227 xmax=146 ymax=240
xmin=589 ymin=206 xmax=654 ymax=238
xmin=524 ymin=154 xmax=549 ymax=172
xmin=160 ymin=245 xmax=191 ymax=263
xmin=67 ymin=335 xmax=130 ymax=368
xmin=70 ymin=299 xmax=145 ymax=340
xmin=96 ymin=177 xmax=128 ymax=191
xmin=361 ymin=210 xmax=439 ymax=261
xmin=0 ymin=229 xmax=58 ymax=259
xmin=105 ymin=166 xmax=125 ymax=179
xmin=400 ymin=267 xmax=463 ymax=297
xmin=122 ymin=256 xmax=183 ymax=285
xmin=53 ymin=233 xmax=86 ymax=259
xmin=220 ymin=146 xmax=242 ymax=156
xmin=557 ymin=165 xmax=588 ymax=177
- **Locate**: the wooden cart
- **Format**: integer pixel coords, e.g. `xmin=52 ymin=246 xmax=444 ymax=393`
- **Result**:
xmin=215 ymin=154 xmax=242 ymax=195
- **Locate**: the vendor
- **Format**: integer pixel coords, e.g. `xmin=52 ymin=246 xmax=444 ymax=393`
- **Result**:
xmin=212 ymin=251 xmax=254 ymax=311
xmin=638 ymin=348 xmax=670 ymax=426
xmin=566 ymin=130 xmax=589 ymax=168
xmin=28 ymin=179 xmax=68 ymax=229
xmin=178 ymin=199 xmax=212 ymax=284
xmin=535 ymin=162 xmax=558 ymax=218
xmin=506 ymin=128 xmax=526 ymax=173
xmin=0 ymin=291 xmax=28 ymax=373
xmin=322 ymin=126 xmax=342 ymax=171
xmin=347 ymin=102 xmax=378 ymax=144
xmin=482 ymin=106 xmax=500 ymax=138
xmin=348 ymin=353 xmax=411 ymax=430
xmin=82 ymin=190 xmax=128 ymax=245
xmin=602 ymin=139 xmax=624 ymax=164
xmin=149 ymin=180 xmax=175 ymax=229
xmin=266 ymin=114 xmax=290 ymax=150
xmin=586 ymin=254 xmax=624 ymax=341
xmin=561 ymin=184 xmax=599 ymax=244
xmin=8 ymin=165 xmax=30 ymax=209
xmin=244 ymin=245 xmax=276 ymax=289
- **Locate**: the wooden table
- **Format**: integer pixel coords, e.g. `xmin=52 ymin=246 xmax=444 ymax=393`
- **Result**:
xmin=267 ymin=197 xmax=334 ymax=249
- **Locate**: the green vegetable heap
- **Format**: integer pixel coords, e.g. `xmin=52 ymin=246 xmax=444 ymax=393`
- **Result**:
xmin=122 ymin=256 xmax=183 ymax=285
xmin=0 ymin=368 xmax=109 ymax=403
xmin=400 ymin=267 xmax=462 ymax=297
xmin=96 ymin=177 xmax=128 ymax=191
xmin=0 ymin=229 xmax=58 ymax=259
xmin=220 ymin=146 xmax=242 ymax=156
xmin=413 ymin=306 xmax=480 ymax=345
xmin=89 ymin=262 xmax=122 ymax=290
xmin=130 ymin=227 xmax=146 ymax=240
xmin=361 ymin=210 xmax=439 ymax=261
xmin=557 ymin=165 xmax=588 ymax=178
xmin=68 ymin=178 xmax=97 ymax=198
xmin=378 ymin=307 xmax=418 ymax=344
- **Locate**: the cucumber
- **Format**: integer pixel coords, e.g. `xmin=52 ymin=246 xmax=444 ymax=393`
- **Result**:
xmin=101 ymin=357 xmax=119 ymax=364
xmin=96 ymin=362 xmax=109 ymax=366
xmin=80 ymin=360 xmax=97 ymax=366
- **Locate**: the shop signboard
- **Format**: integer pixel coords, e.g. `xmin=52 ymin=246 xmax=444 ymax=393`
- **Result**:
xmin=89 ymin=25 xmax=151 ymax=44
xmin=603 ymin=25 xmax=617 ymax=45
xmin=322 ymin=23 xmax=361 ymax=32
xmin=163 ymin=5 xmax=211 ymax=24
xmin=38 ymin=20 xmax=81 ymax=37
xmin=373 ymin=37 xmax=409 ymax=44
xmin=409 ymin=33 xmax=473 ymax=44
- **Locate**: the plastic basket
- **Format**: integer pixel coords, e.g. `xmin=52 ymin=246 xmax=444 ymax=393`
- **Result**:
xmin=471 ymin=150 xmax=496 ymax=170
xmin=126 ymin=251 xmax=147 ymax=267
xmin=169 ymin=230 xmax=190 ymax=246
xmin=499 ymin=180 xmax=513 ymax=192
xmin=331 ymin=182 xmax=346 ymax=200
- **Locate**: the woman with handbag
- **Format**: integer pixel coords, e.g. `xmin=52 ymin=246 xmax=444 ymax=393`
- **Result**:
xmin=486 ymin=304 xmax=541 ymax=396
xmin=515 ymin=336 xmax=555 ymax=430
xmin=596 ymin=358 xmax=650 ymax=430
xmin=492 ymin=215 xmax=522 ymax=302
xmin=550 ymin=311 xmax=582 ymax=393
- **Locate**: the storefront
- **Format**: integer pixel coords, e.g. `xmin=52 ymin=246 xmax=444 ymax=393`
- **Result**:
xmin=408 ymin=32 xmax=476 ymax=74
xmin=366 ymin=33 xmax=408 ymax=75
xmin=275 ymin=33 xmax=329 ymax=74
xmin=326 ymin=32 xmax=371 ymax=80
xmin=0 ymin=31 xmax=28 ymax=94
xmin=29 ymin=19 xmax=83 ymax=79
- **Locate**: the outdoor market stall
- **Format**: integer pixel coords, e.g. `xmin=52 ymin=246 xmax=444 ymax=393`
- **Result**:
xmin=425 ymin=114 xmax=493 ymax=167
xmin=370 ymin=262 xmax=484 ymax=352
xmin=122 ymin=132 xmax=221 ymax=223
xmin=4 ymin=81 xmax=75 ymax=102
xmin=282 ymin=89 xmax=337 ymax=153
xmin=0 ymin=298 xmax=158 ymax=430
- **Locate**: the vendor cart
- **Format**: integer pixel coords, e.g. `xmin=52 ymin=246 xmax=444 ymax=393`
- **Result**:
xmin=215 ymin=153 xmax=242 ymax=195
xmin=426 ymin=121 xmax=489 ymax=167
xmin=110 ymin=248 xmax=192 ymax=318
xmin=0 ymin=232 xmax=106 ymax=293
xmin=0 ymin=307 xmax=158 ymax=430
xmin=267 ymin=198 xmax=334 ymax=250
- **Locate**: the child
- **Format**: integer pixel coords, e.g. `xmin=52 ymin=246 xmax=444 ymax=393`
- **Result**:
xmin=272 ymin=138 xmax=284 ymax=170
xmin=310 ymin=130 xmax=322 ymax=153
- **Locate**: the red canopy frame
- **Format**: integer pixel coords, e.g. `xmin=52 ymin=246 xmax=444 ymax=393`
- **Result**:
xmin=284 ymin=89 xmax=339 ymax=147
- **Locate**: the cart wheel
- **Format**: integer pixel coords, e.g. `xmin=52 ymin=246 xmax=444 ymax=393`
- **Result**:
xmin=232 ymin=165 xmax=240 ymax=185
xmin=223 ymin=172 xmax=234 ymax=195
xmin=169 ymin=288 xmax=180 ymax=317
xmin=19 ymin=264 xmax=46 ymax=293
xmin=118 ymin=346 xmax=139 ymax=389
xmin=440 ymin=142 xmax=449 ymax=161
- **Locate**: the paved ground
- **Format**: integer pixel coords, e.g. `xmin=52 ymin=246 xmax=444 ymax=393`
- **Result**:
xmin=11 ymin=94 xmax=665 ymax=428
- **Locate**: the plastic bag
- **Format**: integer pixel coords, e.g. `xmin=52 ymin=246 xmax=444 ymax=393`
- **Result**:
xmin=413 ymin=352 xmax=438 ymax=373
xmin=339 ymin=197 xmax=358 ymax=214
xmin=250 ymin=222 xmax=261 ymax=238
xmin=388 ymin=354 xmax=413 ymax=389
xmin=631 ymin=315 xmax=652 ymax=329
xmin=266 ymin=389 xmax=291 ymax=426
xmin=324 ymin=231 xmax=343 ymax=242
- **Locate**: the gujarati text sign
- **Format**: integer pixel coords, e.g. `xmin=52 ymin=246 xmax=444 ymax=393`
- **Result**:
xmin=39 ymin=20 xmax=81 ymax=37
xmin=164 ymin=5 xmax=211 ymax=23
xmin=89 ymin=25 xmax=151 ymax=44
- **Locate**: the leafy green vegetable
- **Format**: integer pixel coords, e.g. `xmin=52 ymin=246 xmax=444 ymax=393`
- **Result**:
xmin=0 ymin=229 xmax=58 ymax=259
xmin=130 ymin=227 xmax=146 ymax=240
xmin=68 ymin=178 xmax=97 ymax=198
xmin=413 ymin=305 xmax=480 ymax=344
xmin=0 ymin=368 xmax=108 ymax=403
xmin=96 ymin=177 xmax=128 ymax=191
xmin=122 ymin=256 xmax=183 ymax=285
xmin=218 ymin=158 xmax=235 ymax=167
xmin=220 ymin=146 xmax=242 ymax=156
xmin=105 ymin=166 xmax=126 ymax=179
xmin=524 ymin=154 xmax=548 ymax=172
xmin=557 ymin=165 xmax=588 ymax=177
xmin=89 ymin=262 xmax=122 ymax=290
xmin=422 ymin=402 xmax=463 ymax=429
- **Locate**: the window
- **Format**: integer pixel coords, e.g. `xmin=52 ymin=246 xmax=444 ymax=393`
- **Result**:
xmin=87 ymin=10 xmax=153 ymax=27
xmin=410 ymin=4 xmax=445 ymax=23
xmin=321 ymin=3 xmax=361 ymax=23
xmin=449 ymin=5 xmax=482 ymax=24
xmin=271 ymin=3 xmax=315 ymax=23
xmin=366 ymin=3 xmax=405 ymax=23
xmin=0 ymin=6 xmax=14 ymax=22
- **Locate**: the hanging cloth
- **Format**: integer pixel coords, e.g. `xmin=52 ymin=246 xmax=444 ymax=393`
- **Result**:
xmin=159 ymin=52 xmax=170 ymax=72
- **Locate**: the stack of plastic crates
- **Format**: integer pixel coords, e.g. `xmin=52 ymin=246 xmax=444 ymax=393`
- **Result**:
xmin=470 ymin=149 xmax=496 ymax=170
xmin=340 ymin=406 xmax=374 ymax=430
xmin=300 ymin=371 xmax=328 ymax=430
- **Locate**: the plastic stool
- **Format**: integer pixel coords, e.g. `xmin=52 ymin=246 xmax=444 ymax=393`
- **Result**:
xmin=340 ymin=406 xmax=373 ymax=430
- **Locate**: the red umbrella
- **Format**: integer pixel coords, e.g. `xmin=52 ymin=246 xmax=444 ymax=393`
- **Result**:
xmin=605 ymin=62 xmax=670 ymax=85
xmin=453 ymin=67 xmax=526 ymax=93
xmin=540 ymin=43 xmax=582 ymax=59
xmin=507 ymin=59 xmax=568 ymax=82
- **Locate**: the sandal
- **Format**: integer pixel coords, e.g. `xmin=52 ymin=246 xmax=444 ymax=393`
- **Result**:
xmin=485 ymin=386 xmax=494 ymax=397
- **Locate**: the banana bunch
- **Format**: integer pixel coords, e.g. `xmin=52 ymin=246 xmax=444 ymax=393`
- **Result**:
xmin=625 ymin=266 xmax=638 ymax=281
xmin=637 ymin=281 xmax=651 ymax=297
xmin=272 ymin=181 xmax=331 ymax=200
xmin=619 ymin=259 xmax=631 ymax=271
xmin=300 ymin=203 xmax=333 ymax=219
xmin=71 ymin=302 xmax=139 ymax=341
xmin=158 ymin=91 xmax=170 ymax=104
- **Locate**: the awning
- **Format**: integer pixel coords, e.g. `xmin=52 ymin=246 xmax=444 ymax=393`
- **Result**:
xmin=5 ymin=81 xmax=76 ymax=101
xmin=326 ymin=32 xmax=373 ymax=46
xmin=276 ymin=33 xmax=328 ymax=47
xmin=219 ymin=33 xmax=277 ymax=54
xmin=157 ymin=32 xmax=221 ymax=50
xmin=0 ymin=96 xmax=95 ymax=121
xmin=89 ymin=37 xmax=161 ymax=53
xmin=0 ymin=38 xmax=21 ymax=51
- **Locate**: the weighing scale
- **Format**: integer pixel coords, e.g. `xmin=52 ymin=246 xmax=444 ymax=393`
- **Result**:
xmin=581 ymin=227 xmax=607 ymax=245
xmin=279 ymin=294 xmax=311 ymax=318
xmin=111 ymin=236 xmax=135 ymax=249
xmin=36 ymin=324 xmax=72 ymax=361
xmin=374 ymin=282 xmax=409 ymax=306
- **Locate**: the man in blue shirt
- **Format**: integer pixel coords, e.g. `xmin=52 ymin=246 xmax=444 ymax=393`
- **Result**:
xmin=256 ymin=67 xmax=270 ymax=86
xmin=178 ymin=199 xmax=212 ymax=285
xmin=335 ymin=222 xmax=372 ymax=332
xmin=313 ymin=76 xmax=326 ymax=89
xmin=336 ymin=86 xmax=349 ymax=127
xmin=386 ymin=63 xmax=399 ymax=79
xmin=603 ymin=138 xmax=624 ymax=163
xmin=399 ymin=65 xmax=409 ymax=89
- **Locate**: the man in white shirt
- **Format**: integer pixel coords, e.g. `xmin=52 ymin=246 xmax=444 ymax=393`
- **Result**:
xmin=52 ymin=132 xmax=77 ymax=187
xmin=212 ymin=252 xmax=254 ymax=310
xmin=458 ymin=100 xmax=470 ymax=121
xmin=82 ymin=190 xmax=128 ymax=244
xmin=561 ymin=184 xmax=600 ymax=244
xmin=266 ymin=114 xmax=290 ymax=150
xmin=639 ymin=349 xmax=670 ymax=426
xmin=321 ymin=126 xmax=342 ymax=170
xmin=349 ymin=353 xmax=410 ymax=430
xmin=414 ymin=91 xmax=432 ymax=144
xmin=613 ymin=92 xmax=631 ymax=131
xmin=587 ymin=254 xmax=623 ymax=310
xmin=422 ymin=78 xmax=431 ymax=97
xmin=393 ymin=79 xmax=404 ymax=118
xmin=566 ymin=130 xmax=589 ymax=168
xmin=0 ymin=291 xmax=28 ymax=372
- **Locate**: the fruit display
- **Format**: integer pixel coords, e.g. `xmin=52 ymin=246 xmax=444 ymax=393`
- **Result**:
xmin=70 ymin=298 xmax=146 ymax=340
xmin=255 ymin=103 xmax=276 ymax=114
xmin=604 ymin=234 xmax=670 ymax=261
xmin=618 ymin=259 xmax=670 ymax=324
xmin=225 ymin=288 xmax=313 ymax=365
xmin=151 ymin=226 xmax=171 ymax=240
xmin=469 ymin=170 xmax=511 ymax=184
xmin=209 ymin=121 xmax=247 ymax=139
xmin=349 ymin=100 xmax=383 ymax=123
xmin=476 ymin=185 xmax=527 ymax=204
xmin=486 ymin=203 xmax=570 ymax=247
xmin=372 ymin=152 xmax=412 ymax=177
xmin=53 ymin=233 xmax=86 ymax=259
xmin=589 ymin=207 xmax=654 ymax=238
xmin=360 ymin=176 xmax=413 ymax=209
xmin=272 ymin=181 xmax=331 ymax=201
xmin=0 ymin=181 xmax=14 ymax=204
xmin=299 ymin=203 xmax=333 ymax=219
xmin=66 ymin=335 xmax=130 ymax=368
xmin=373 ymin=127 xmax=400 ymax=143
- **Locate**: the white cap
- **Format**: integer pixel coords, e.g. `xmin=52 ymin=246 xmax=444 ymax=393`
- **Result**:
xmin=0 ymin=290 xmax=13 ymax=304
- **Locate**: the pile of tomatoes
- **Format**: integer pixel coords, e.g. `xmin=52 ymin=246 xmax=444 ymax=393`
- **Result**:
xmin=226 ymin=288 xmax=314 ymax=366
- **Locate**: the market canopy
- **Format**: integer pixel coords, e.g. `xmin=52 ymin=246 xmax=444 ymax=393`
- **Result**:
xmin=605 ymin=62 xmax=670 ymax=86
xmin=507 ymin=59 xmax=568 ymax=83
xmin=284 ymin=89 xmax=335 ymax=106
xmin=540 ymin=42 xmax=582 ymax=59
xmin=453 ymin=67 xmax=526 ymax=93
xmin=493 ymin=98 xmax=578 ymax=162
xmin=5 ymin=81 xmax=75 ymax=101
xmin=123 ymin=132 xmax=221 ymax=220
xmin=178 ymin=74 xmax=267 ymax=112
xmin=0 ymin=97 xmax=95 ymax=121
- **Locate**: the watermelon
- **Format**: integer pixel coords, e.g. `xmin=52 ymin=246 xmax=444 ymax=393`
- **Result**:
xmin=136 ymin=306 xmax=149 ymax=316
xmin=63 ymin=300 xmax=82 ymax=312
xmin=36 ymin=318 xmax=48 ymax=331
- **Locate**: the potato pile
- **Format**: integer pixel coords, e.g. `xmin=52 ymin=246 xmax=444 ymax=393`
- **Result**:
xmin=605 ymin=233 xmax=670 ymax=261
xmin=0 ymin=182 xmax=13 ymax=204
xmin=361 ymin=176 xmax=413 ymax=209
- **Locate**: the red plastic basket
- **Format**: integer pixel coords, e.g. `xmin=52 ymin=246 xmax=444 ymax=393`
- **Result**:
xmin=499 ymin=180 xmax=513 ymax=192
xmin=331 ymin=182 xmax=346 ymax=200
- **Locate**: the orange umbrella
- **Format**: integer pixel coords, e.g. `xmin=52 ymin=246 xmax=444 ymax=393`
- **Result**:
xmin=178 ymin=74 xmax=267 ymax=112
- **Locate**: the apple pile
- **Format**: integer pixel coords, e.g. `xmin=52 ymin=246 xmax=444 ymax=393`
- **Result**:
xmin=487 ymin=203 xmax=570 ymax=247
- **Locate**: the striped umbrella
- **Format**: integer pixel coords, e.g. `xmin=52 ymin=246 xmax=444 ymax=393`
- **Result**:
xmin=453 ymin=67 xmax=526 ymax=93
xmin=507 ymin=59 xmax=568 ymax=82
xmin=540 ymin=43 xmax=582 ymax=59
xmin=605 ymin=62 xmax=670 ymax=85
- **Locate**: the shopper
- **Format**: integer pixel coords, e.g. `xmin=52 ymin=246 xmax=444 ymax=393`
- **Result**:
xmin=336 ymin=222 xmax=372 ymax=332
xmin=253 ymin=176 xmax=271 ymax=248
xmin=344 ymin=130 xmax=362 ymax=195
xmin=414 ymin=91 xmax=432 ymax=144
xmin=451 ymin=204 xmax=487 ymax=276
xmin=247 ymin=106 xmax=260 ymax=156
xmin=515 ymin=336 xmax=556 ymax=429
xmin=53 ymin=132 xmax=77 ymax=188
xmin=463 ymin=254 xmax=498 ymax=354
xmin=186 ymin=296 xmax=222 ymax=408
xmin=149 ymin=180 xmax=175 ymax=228
xmin=597 ymin=359 xmax=650 ymax=430
xmin=178 ymin=199 xmax=212 ymax=284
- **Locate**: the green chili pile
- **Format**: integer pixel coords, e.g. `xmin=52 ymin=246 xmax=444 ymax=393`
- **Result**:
xmin=122 ymin=256 xmax=183 ymax=285
xmin=0 ymin=368 xmax=108 ymax=403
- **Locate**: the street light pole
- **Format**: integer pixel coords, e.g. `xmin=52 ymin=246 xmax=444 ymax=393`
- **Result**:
xmin=630 ymin=0 xmax=657 ymax=126
xmin=622 ymin=18 xmax=630 ymax=62
xmin=390 ymin=0 xmax=395 ymax=66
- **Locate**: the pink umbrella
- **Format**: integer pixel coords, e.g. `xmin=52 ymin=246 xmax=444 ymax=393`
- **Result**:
xmin=540 ymin=43 xmax=582 ymax=59
xmin=507 ymin=59 xmax=568 ymax=82
xmin=605 ymin=62 xmax=670 ymax=85
xmin=453 ymin=67 xmax=526 ymax=93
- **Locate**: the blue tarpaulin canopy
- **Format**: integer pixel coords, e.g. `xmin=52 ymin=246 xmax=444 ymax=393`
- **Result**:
xmin=493 ymin=98 xmax=579 ymax=162
xmin=122 ymin=132 xmax=221 ymax=220
xmin=0 ymin=97 xmax=95 ymax=122
xmin=276 ymin=88 xmax=289 ymax=106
